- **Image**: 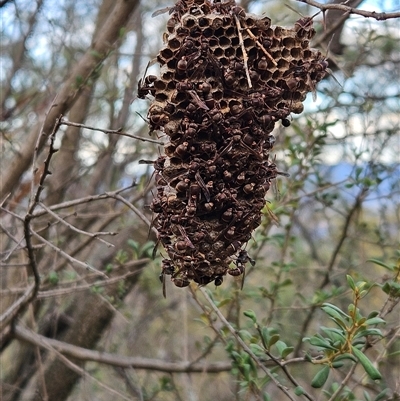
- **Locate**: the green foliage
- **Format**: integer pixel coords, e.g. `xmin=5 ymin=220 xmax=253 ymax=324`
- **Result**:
xmin=305 ymin=276 xmax=385 ymax=385
xmin=311 ymin=365 xmax=330 ymax=388
xmin=127 ymin=239 xmax=155 ymax=259
xmin=48 ymin=271 xmax=59 ymax=285
xmin=223 ymin=274 xmax=389 ymax=398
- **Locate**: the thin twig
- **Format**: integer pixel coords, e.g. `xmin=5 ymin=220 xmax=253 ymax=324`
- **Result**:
xmin=0 ymin=260 xmax=147 ymax=296
xmin=30 ymin=230 xmax=108 ymax=278
xmin=294 ymin=187 xmax=369 ymax=356
xmin=109 ymin=192 xmax=157 ymax=235
xmin=38 ymin=202 xmax=116 ymax=247
xmin=327 ymin=362 xmax=358 ymax=401
xmin=295 ymin=0 xmax=400 ymax=20
xmin=0 ymin=284 xmax=35 ymax=332
xmin=13 ymin=324 xmax=232 ymax=373
xmin=14 ymin=324 xmax=133 ymax=401
xmin=234 ymin=15 xmax=252 ymax=88
xmin=24 ymin=117 xmax=62 ymax=292
xmin=60 ymin=118 xmax=165 ymax=145
xmin=38 ymin=261 xmax=147 ymax=299
xmin=3 ymin=117 xmax=63 ymax=333
xmin=0 ymin=222 xmax=25 ymax=262
xmin=200 ymin=288 xmax=297 ymax=401
xmin=256 ymin=326 xmax=315 ymax=401
xmin=245 ymin=28 xmax=277 ymax=65
xmin=30 ymin=184 xmax=138 ymax=218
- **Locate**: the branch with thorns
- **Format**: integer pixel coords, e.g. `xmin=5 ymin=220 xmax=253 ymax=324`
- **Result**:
xmin=295 ymin=0 xmax=400 ymax=20
xmin=1 ymin=117 xmax=61 ymax=332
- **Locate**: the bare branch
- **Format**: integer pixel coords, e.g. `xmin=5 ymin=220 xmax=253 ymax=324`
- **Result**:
xmin=109 ymin=192 xmax=157 ymax=235
xmin=234 ymin=15 xmax=252 ymax=88
xmin=0 ymin=284 xmax=35 ymax=332
xmin=0 ymin=0 xmax=140 ymax=199
xmin=295 ymin=0 xmax=400 ymax=20
xmin=38 ymin=202 xmax=116 ymax=248
xmin=39 ymin=260 xmax=148 ymax=299
xmin=14 ymin=325 xmax=134 ymax=401
xmin=30 ymin=230 xmax=108 ymax=278
xmin=60 ymin=119 xmax=165 ymax=145
xmin=13 ymin=324 xmax=232 ymax=373
xmin=30 ymin=184 xmax=137 ymax=218
xmin=1 ymin=0 xmax=44 ymax=117
xmin=0 ymin=222 xmax=25 ymax=262
xmin=1 ymin=120 xmax=63 ymax=333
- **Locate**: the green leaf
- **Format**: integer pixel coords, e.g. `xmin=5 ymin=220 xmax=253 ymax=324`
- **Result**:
xmin=367 ymin=258 xmax=395 ymax=271
xmin=322 ymin=303 xmax=349 ymax=317
xmin=321 ymin=303 xmax=350 ymax=327
xmin=249 ymin=343 xmax=266 ymax=356
xmin=90 ymin=49 xmax=103 ymax=59
xmin=268 ymin=334 xmax=280 ymax=348
xmin=48 ymin=271 xmax=59 ymax=285
xmin=75 ymin=75 xmax=83 ymax=86
xmin=388 ymin=349 xmax=400 ymax=358
xmin=242 ymin=363 xmax=251 ymax=380
xmin=374 ymin=388 xmax=389 ymax=401
xmin=308 ymin=336 xmax=337 ymax=350
xmin=215 ymin=298 xmax=231 ymax=308
xmin=140 ymin=241 xmax=155 ymax=258
xmin=347 ymin=275 xmax=356 ymax=291
xmin=261 ymin=327 xmax=280 ymax=348
xmin=367 ymin=311 xmax=380 ymax=319
xmin=119 ymin=27 xmax=127 ymax=38
xmin=364 ymin=317 xmax=386 ymax=326
xmin=311 ymin=365 xmax=330 ymax=388
xmin=238 ymin=329 xmax=253 ymax=342
xmin=331 ymin=361 xmax=344 ymax=368
xmin=320 ymin=326 xmax=346 ymax=343
xmin=243 ymin=309 xmax=257 ymax=323
xmin=127 ymin=239 xmax=139 ymax=253
xmin=274 ymin=340 xmax=294 ymax=358
xmin=352 ymin=346 xmax=382 ymax=380
xmin=381 ymin=281 xmax=400 ymax=297
xmin=354 ymin=328 xmax=383 ymax=338
xmin=294 ymin=386 xmax=305 ymax=396
xmin=230 ymin=350 xmax=242 ymax=362
xmin=334 ymin=354 xmax=357 ymax=364
xmin=263 ymin=393 xmax=272 ymax=401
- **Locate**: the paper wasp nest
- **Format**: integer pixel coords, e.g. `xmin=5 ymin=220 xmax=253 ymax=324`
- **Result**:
xmin=139 ymin=0 xmax=327 ymax=291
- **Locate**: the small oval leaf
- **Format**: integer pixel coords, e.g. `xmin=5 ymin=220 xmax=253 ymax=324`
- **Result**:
xmin=294 ymin=386 xmax=305 ymax=396
xmin=243 ymin=309 xmax=257 ymax=323
xmin=311 ymin=365 xmax=330 ymax=388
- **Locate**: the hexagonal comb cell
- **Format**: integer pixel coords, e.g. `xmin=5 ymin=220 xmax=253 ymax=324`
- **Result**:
xmin=140 ymin=0 xmax=328 ymax=293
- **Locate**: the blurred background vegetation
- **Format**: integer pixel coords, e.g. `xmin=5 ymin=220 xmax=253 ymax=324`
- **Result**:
xmin=0 ymin=0 xmax=399 ymax=400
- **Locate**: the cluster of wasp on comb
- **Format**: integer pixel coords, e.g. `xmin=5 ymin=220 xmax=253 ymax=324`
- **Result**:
xmin=138 ymin=0 xmax=328 ymax=296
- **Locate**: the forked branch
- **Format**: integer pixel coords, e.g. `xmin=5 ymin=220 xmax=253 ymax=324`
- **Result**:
xmin=295 ymin=0 xmax=400 ymax=20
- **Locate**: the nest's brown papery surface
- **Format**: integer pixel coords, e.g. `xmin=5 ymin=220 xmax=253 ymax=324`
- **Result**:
xmin=139 ymin=0 xmax=327 ymax=290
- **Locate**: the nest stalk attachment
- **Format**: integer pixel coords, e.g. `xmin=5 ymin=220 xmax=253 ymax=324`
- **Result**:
xmin=139 ymin=0 xmax=327 ymax=292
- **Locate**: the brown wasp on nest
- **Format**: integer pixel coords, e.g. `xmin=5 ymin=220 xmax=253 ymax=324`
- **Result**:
xmin=138 ymin=0 xmax=327 ymax=295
